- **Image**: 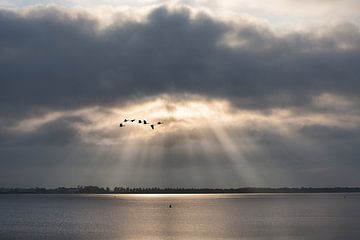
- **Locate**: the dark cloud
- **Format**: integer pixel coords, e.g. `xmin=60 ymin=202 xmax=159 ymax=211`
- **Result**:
xmin=0 ymin=6 xmax=359 ymax=119
xmin=246 ymin=124 xmax=360 ymax=170
xmin=298 ymin=124 xmax=360 ymax=163
xmin=300 ymin=124 xmax=360 ymax=140
xmin=0 ymin=116 xmax=82 ymax=146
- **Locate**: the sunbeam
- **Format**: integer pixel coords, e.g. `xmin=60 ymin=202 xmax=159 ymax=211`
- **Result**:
xmin=3 ymin=93 xmax=359 ymax=187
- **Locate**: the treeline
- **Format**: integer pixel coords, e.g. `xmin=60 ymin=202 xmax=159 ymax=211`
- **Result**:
xmin=0 ymin=186 xmax=111 ymax=194
xmin=113 ymin=187 xmax=360 ymax=194
xmin=1 ymin=186 xmax=360 ymax=194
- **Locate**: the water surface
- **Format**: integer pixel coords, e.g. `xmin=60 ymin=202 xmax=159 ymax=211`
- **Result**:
xmin=0 ymin=193 xmax=359 ymax=240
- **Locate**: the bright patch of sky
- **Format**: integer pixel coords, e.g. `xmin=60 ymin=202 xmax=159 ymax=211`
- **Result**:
xmin=2 ymin=0 xmax=359 ymax=28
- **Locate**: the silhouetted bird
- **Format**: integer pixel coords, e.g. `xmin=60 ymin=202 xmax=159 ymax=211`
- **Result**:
xmin=169 ymin=204 xmax=172 ymax=208
xmin=143 ymin=120 xmax=147 ymax=124
xmin=157 ymin=122 xmax=163 ymax=125
xmin=119 ymin=123 xmax=125 ymax=127
xmin=138 ymin=120 xmax=142 ymax=123
xmin=124 ymin=119 xmax=129 ymax=122
xmin=150 ymin=124 xmax=155 ymax=130
xmin=131 ymin=119 xmax=136 ymax=122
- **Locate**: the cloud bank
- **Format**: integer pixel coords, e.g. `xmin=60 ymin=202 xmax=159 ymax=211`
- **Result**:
xmin=0 ymin=5 xmax=359 ymax=187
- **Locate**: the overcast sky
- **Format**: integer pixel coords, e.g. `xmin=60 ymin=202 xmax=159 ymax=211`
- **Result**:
xmin=0 ymin=0 xmax=359 ymax=188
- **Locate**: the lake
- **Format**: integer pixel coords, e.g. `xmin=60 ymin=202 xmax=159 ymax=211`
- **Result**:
xmin=0 ymin=193 xmax=359 ymax=240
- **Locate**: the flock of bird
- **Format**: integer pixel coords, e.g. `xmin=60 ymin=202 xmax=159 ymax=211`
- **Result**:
xmin=119 ymin=119 xmax=163 ymax=129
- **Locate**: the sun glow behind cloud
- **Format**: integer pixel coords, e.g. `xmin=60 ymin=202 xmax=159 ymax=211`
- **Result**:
xmin=3 ymin=93 xmax=359 ymax=187
xmin=9 ymin=93 xmax=360 ymax=149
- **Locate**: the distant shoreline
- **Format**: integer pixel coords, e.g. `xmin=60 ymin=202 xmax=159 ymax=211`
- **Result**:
xmin=1 ymin=186 xmax=360 ymax=194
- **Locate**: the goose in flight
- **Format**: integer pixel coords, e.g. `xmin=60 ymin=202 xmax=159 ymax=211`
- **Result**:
xmin=119 ymin=119 xmax=162 ymax=130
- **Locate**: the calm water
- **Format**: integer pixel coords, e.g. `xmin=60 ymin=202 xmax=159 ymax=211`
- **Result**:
xmin=0 ymin=193 xmax=359 ymax=240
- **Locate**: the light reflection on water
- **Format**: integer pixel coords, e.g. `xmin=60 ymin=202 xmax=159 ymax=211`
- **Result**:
xmin=0 ymin=193 xmax=360 ymax=240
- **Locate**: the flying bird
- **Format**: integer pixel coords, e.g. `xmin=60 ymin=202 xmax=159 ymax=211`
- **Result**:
xmin=119 ymin=118 xmax=162 ymax=130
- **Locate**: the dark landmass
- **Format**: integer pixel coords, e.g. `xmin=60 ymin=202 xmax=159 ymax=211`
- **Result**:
xmin=0 ymin=186 xmax=360 ymax=194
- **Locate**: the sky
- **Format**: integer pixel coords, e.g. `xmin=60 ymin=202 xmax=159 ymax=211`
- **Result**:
xmin=0 ymin=0 xmax=359 ymax=188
